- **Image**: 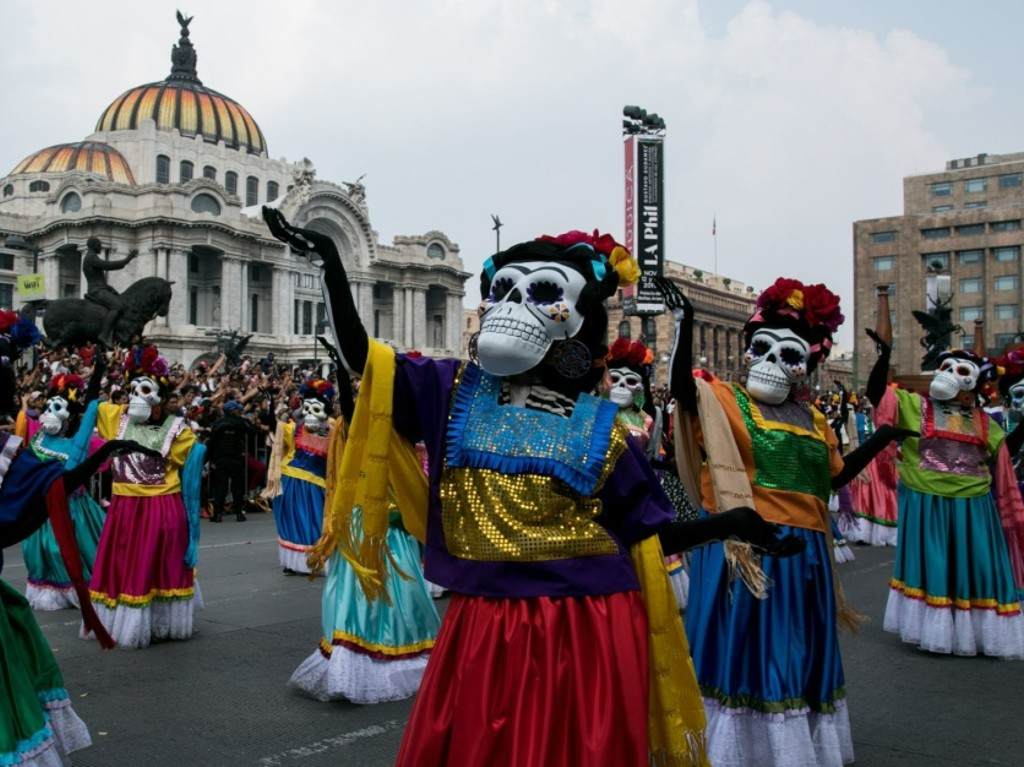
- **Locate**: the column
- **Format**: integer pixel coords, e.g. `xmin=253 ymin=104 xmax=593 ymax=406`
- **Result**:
xmin=447 ymin=293 xmax=462 ymax=354
xmin=238 ymin=260 xmax=249 ymax=333
xmin=358 ymin=280 xmax=374 ymax=331
xmin=412 ymin=288 xmax=427 ymax=349
xmin=220 ymin=256 xmax=242 ymax=331
xmin=271 ymin=266 xmax=290 ymax=338
xmin=42 ymin=253 xmax=60 ymax=301
xmin=392 ymin=284 xmax=405 ymax=345
xmin=166 ymin=248 xmax=189 ymax=329
xmin=403 ymin=288 xmax=414 ymax=348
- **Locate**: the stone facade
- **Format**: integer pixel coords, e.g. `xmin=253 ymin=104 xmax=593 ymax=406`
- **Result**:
xmin=0 ymin=18 xmax=467 ymax=365
xmin=853 ymin=152 xmax=1024 ymax=384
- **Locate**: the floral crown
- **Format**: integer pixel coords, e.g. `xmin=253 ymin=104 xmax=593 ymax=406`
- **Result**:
xmin=482 ymin=230 xmax=641 ymax=289
xmin=606 ymin=337 xmax=653 ymax=370
xmin=994 ymin=346 xmax=1024 ymax=392
xmin=746 ymin=278 xmax=844 ymax=362
xmin=0 ymin=310 xmax=42 ymax=351
xmin=48 ymin=373 xmax=86 ymax=402
xmin=124 ymin=344 xmax=170 ymax=387
xmin=300 ymin=379 xmax=336 ymax=404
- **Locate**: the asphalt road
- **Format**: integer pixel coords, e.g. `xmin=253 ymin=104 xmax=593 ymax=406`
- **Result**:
xmin=3 ymin=513 xmax=1021 ymax=766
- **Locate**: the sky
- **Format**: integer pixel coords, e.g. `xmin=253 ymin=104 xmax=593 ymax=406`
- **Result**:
xmin=2 ymin=0 xmax=1022 ymax=346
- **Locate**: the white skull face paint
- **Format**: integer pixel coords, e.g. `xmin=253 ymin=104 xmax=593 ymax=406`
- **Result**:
xmin=1009 ymin=382 xmax=1024 ymax=412
xmin=929 ymin=357 xmax=980 ymax=402
xmin=745 ymin=328 xmax=810 ymax=405
xmin=302 ymin=398 xmax=329 ymax=432
xmin=477 ymin=261 xmax=588 ymax=377
xmin=128 ymin=376 xmax=162 ymax=423
xmin=40 ymin=396 xmax=70 ymax=435
xmin=608 ymin=366 xmax=644 ymax=409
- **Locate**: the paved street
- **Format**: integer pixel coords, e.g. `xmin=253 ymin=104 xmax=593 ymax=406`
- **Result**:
xmin=4 ymin=513 xmax=1021 ymax=767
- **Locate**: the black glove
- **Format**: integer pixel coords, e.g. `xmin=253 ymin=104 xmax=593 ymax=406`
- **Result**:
xmin=831 ymin=425 xmax=915 ymax=489
xmin=658 ymin=506 xmax=806 ymax=557
xmin=62 ymin=440 xmax=161 ymax=494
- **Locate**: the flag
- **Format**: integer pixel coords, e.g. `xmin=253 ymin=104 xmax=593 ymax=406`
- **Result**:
xmin=712 ymin=216 xmax=716 ymax=237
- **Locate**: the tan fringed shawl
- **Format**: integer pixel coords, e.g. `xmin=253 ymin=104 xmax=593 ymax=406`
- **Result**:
xmin=261 ymin=421 xmax=287 ymax=500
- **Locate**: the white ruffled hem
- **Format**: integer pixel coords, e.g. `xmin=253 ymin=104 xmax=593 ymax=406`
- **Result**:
xmin=289 ymin=645 xmax=430 ymax=704
xmin=25 ymin=583 xmax=79 ymax=612
xmin=13 ymin=696 xmax=93 ymax=767
xmin=702 ymin=697 xmax=854 ymax=767
xmin=832 ymin=542 xmax=855 ymax=564
xmin=81 ymin=591 xmax=200 ymax=649
xmin=279 ymin=545 xmax=312 ymax=574
xmin=425 ymin=579 xmax=447 ymax=599
xmin=846 ymin=517 xmax=898 ymax=547
xmin=883 ymin=590 xmax=1024 ymax=659
xmin=669 ymin=566 xmax=689 ymax=611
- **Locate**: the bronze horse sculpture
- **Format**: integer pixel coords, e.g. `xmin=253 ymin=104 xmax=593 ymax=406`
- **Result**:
xmin=42 ymin=277 xmax=173 ymax=349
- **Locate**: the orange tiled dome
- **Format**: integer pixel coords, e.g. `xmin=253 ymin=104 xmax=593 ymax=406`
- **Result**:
xmin=9 ymin=141 xmax=136 ymax=185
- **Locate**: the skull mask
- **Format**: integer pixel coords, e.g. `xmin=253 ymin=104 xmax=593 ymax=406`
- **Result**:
xmin=302 ymin=398 xmax=329 ymax=433
xmin=930 ymin=356 xmax=980 ymax=402
xmin=477 ymin=261 xmax=588 ymax=377
xmin=128 ymin=376 xmax=162 ymax=423
xmin=745 ymin=328 xmax=810 ymax=406
xmin=40 ymin=396 xmax=70 ymax=435
xmin=1009 ymin=382 xmax=1024 ymax=412
xmin=608 ymin=367 xmax=644 ymax=409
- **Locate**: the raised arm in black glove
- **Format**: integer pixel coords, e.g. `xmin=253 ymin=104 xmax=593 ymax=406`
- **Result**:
xmin=659 ymin=506 xmax=806 ymax=558
xmin=831 ymin=424 xmax=915 ymax=489
xmin=865 ymin=328 xmax=891 ymax=408
xmin=656 ymin=276 xmax=698 ymax=413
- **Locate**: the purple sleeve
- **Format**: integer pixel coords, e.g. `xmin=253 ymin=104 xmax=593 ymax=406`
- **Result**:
xmin=393 ymin=355 xmax=461 ymax=469
xmin=597 ymin=438 xmax=675 ymax=546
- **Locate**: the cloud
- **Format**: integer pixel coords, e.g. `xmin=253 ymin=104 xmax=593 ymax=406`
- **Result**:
xmin=0 ymin=0 xmax=981 ymax=344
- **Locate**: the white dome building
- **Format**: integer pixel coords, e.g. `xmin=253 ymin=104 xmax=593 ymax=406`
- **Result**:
xmin=0 ymin=14 xmax=468 ymax=364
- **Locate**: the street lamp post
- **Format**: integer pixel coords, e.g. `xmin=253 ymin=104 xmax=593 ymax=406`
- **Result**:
xmin=3 ymin=234 xmax=40 ymax=273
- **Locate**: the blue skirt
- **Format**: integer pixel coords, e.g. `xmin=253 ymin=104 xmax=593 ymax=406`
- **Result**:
xmin=884 ymin=487 xmax=1024 ymax=658
xmin=272 ymin=475 xmax=325 ymax=573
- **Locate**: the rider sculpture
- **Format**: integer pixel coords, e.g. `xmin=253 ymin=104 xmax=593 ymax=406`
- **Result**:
xmin=81 ymin=237 xmax=138 ymax=348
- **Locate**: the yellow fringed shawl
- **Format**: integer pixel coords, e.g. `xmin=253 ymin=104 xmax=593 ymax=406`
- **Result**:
xmin=307 ymin=341 xmax=428 ymax=596
xmin=631 ymin=536 xmax=710 ymax=767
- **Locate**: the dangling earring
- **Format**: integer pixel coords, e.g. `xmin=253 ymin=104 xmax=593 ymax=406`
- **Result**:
xmin=550 ymin=338 xmax=592 ymax=379
xmin=467 ymin=332 xmax=480 ymax=365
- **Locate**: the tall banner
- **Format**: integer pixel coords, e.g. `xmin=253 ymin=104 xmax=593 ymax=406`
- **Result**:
xmin=624 ymin=134 xmax=664 ymax=314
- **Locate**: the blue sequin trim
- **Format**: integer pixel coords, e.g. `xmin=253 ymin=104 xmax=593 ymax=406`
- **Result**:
xmin=445 ymin=364 xmax=618 ymax=496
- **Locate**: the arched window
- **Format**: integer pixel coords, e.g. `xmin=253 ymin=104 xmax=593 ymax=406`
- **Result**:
xmin=203 ymin=165 xmax=216 ymax=180
xmin=180 ymin=160 xmax=194 ymax=183
xmin=60 ymin=192 xmax=82 ymax=213
xmin=190 ymin=193 xmax=221 ymax=216
xmin=29 ymin=180 xmax=50 ymax=193
xmin=617 ymin=320 xmax=631 ymax=340
xmin=156 ymin=155 xmax=171 ymax=184
xmin=245 ymin=176 xmax=259 ymax=206
xmin=267 ymin=180 xmax=279 ymax=202
xmin=224 ymin=171 xmax=238 ymax=195
xmin=2 ymin=184 xmax=13 ymax=197
xmin=427 ymin=243 xmax=445 ymax=259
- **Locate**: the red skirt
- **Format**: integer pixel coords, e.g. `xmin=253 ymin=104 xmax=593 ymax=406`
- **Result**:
xmin=395 ymin=591 xmax=649 ymax=767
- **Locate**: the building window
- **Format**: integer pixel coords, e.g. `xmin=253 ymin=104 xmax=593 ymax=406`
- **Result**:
xmin=2 ymin=184 xmax=12 ymax=197
xmin=156 ymin=155 xmax=170 ymax=184
xmin=225 ymin=171 xmax=238 ymax=195
xmin=248 ymin=263 xmax=264 ymax=282
xmin=293 ymin=299 xmax=301 ymax=334
xmin=250 ymin=294 xmax=259 ymax=332
xmin=873 ymin=256 xmax=895 ymax=271
xmin=921 ymin=227 xmax=950 ymax=239
xmin=203 ymin=165 xmax=216 ymax=180
xmin=930 ymin=182 xmax=952 ymax=197
xmin=60 ymin=192 xmax=81 ymax=213
xmin=958 ymin=249 xmax=983 ymax=265
xmin=427 ymin=243 xmax=446 ymax=260
xmin=190 ymin=193 xmax=221 ymax=215
xmin=996 ymin=304 xmax=1019 ymax=321
xmin=994 ymin=246 xmax=1020 ymax=263
xmin=996 ymin=333 xmax=1019 ymax=348
xmin=960 ymin=307 xmax=983 ymax=322
xmin=991 ymin=219 xmax=1022 ymax=233
xmin=0 ymin=254 xmax=13 ymax=270
xmin=994 ymin=275 xmax=1018 ymax=291
xmin=267 ymin=181 xmax=279 ymax=202
xmin=923 ymin=252 xmax=949 ymax=270
xmin=246 ymin=176 xmax=259 ymax=206
xmin=189 ymin=252 xmax=199 ymax=273
xmin=28 ymin=180 xmax=50 ymax=193
xmin=870 ymin=231 xmax=897 ymax=244
xmin=965 ymin=178 xmax=988 ymax=193
xmin=189 ymin=286 xmax=198 ymax=325
xmin=180 ymin=160 xmax=194 ymax=183
xmin=316 ymin=302 xmax=326 ymax=329
xmin=932 ymin=205 xmax=953 ymax=213
xmin=955 ymin=224 xmax=984 ymax=237
xmin=302 ymin=300 xmax=313 ymax=334
xmin=964 ymin=201 xmax=987 ymax=209
xmin=0 ymin=283 xmax=12 ymax=309
xmin=999 ymin=173 xmax=1023 ymax=189
xmin=618 ymin=320 xmax=631 ymax=339
xmin=960 ymin=278 xmax=982 ymax=294
xmin=961 ymin=335 xmax=975 ymax=351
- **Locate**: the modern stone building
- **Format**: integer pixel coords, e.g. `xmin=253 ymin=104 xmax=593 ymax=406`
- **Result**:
xmin=607 ymin=260 xmax=757 ymax=384
xmin=853 ymin=152 xmax=1024 ymax=384
xmin=0 ymin=15 xmax=468 ymax=364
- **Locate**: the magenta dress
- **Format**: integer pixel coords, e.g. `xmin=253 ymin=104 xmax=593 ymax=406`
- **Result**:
xmin=83 ymin=403 xmax=205 ymax=649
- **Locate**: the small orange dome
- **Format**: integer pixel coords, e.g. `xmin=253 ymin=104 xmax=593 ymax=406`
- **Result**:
xmin=9 ymin=141 xmax=136 ymax=185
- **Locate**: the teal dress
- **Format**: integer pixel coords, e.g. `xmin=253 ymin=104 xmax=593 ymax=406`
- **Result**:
xmin=21 ymin=401 xmax=107 ymax=611
xmin=884 ymin=389 xmax=1024 ymax=658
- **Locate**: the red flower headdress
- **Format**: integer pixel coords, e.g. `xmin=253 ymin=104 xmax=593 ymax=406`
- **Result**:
xmin=48 ymin=373 xmax=86 ymax=402
xmin=606 ymin=337 xmax=652 ymax=371
xmin=745 ymin=278 xmax=844 ymax=364
xmin=124 ymin=344 xmax=170 ymax=388
xmin=299 ymin=378 xmax=336 ymax=404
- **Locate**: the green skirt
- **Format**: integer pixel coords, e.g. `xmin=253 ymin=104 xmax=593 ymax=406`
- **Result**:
xmin=0 ymin=579 xmax=91 ymax=765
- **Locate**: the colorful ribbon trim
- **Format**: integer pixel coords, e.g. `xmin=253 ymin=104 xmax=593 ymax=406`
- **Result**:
xmin=889 ymin=578 xmax=1021 ymax=616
